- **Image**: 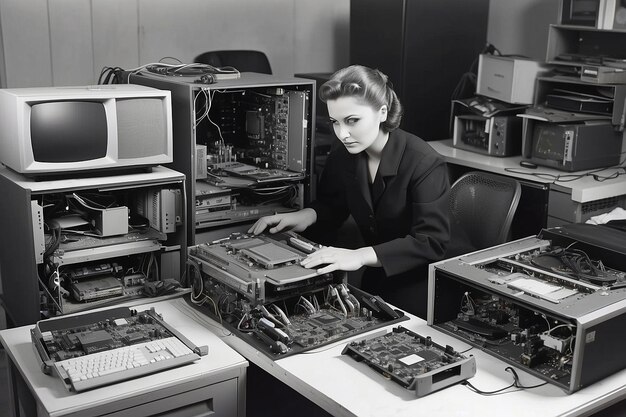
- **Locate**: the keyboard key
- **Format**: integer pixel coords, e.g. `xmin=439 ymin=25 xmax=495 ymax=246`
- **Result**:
xmin=54 ymin=337 xmax=200 ymax=392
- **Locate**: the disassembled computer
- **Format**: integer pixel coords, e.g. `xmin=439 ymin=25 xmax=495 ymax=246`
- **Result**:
xmin=128 ymin=70 xmax=315 ymax=246
xmin=31 ymin=306 xmax=205 ymax=392
xmin=187 ymin=231 xmax=408 ymax=357
xmin=429 ymin=225 xmax=626 ymax=393
xmin=32 ymin=185 xmax=185 ymax=317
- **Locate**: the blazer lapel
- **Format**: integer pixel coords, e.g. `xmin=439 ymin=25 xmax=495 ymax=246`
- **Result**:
xmin=346 ymin=152 xmax=373 ymax=212
xmin=372 ymin=131 xmax=406 ymax=208
xmin=371 ymin=174 xmax=385 ymax=208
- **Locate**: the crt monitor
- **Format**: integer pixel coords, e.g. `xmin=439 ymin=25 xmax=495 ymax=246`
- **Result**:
xmin=0 ymin=84 xmax=173 ymax=176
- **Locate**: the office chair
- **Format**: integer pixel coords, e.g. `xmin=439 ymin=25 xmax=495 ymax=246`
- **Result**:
xmin=446 ymin=171 xmax=522 ymax=257
xmin=193 ymin=50 xmax=272 ymax=74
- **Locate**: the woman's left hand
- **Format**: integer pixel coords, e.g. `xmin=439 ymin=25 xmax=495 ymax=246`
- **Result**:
xmin=300 ymin=246 xmax=379 ymax=274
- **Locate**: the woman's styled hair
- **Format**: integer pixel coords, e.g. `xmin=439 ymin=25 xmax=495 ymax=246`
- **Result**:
xmin=318 ymin=65 xmax=403 ymax=132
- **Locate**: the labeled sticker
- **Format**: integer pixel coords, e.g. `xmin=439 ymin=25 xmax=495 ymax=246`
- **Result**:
xmin=399 ymin=354 xmax=425 ymax=366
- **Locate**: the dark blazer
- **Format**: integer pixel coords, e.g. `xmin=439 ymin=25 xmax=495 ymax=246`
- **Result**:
xmin=308 ymin=129 xmax=450 ymax=318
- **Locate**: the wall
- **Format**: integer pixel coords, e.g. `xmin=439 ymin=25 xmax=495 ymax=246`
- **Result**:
xmin=0 ymin=0 xmax=568 ymax=88
xmin=0 ymin=0 xmax=615 ymax=148
xmin=486 ymin=0 xmax=560 ymax=59
xmin=0 ymin=0 xmax=350 ymax=87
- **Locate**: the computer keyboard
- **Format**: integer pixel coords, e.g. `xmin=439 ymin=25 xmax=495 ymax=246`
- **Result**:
xmin=54 ymin=336 xmax=199 ymax=392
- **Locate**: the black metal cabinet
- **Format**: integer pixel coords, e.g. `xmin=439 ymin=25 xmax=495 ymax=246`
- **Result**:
xmin=350 ymin=0 xmax=490 ymax=141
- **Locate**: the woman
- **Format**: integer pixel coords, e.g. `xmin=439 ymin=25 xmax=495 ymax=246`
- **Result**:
xmin=248 ymin=65 xmax=450 ymax=318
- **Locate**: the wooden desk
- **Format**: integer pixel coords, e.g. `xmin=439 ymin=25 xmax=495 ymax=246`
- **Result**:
xmin=0 ymin=298 xmax=248 ymax=417
xmin=429 ymin=139 xmax=626 ymax=231
xmin=187 ymin=295 xmax=626 ymax=417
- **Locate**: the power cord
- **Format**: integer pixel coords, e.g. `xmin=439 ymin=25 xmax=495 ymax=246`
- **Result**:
xmin=504 ymin=164 xmax=626 ymax=183
xmin=505 ymin=150 xmax=626 ymax=183
xmin=463 ymin=366 xmax=547 ymax=395
xmin=98 ymin=66 xmax=126 ymax=84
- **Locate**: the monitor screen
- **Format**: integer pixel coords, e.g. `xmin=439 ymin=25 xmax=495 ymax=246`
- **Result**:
xmin=532 ymin=124 xmax=565 ymax=161
xmin=30 ymin=101 xmax=108 ymax=163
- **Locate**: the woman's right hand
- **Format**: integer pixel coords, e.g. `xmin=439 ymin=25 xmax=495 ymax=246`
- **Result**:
xmin=247 ymin=208 xmax=317 ymax=235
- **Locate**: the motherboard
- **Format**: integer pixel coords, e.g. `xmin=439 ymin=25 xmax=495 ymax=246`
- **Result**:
xmin=343 ymin=326 xmax=475 ymax=397
xmin=32 ymin=307 xmax=200 ymax=364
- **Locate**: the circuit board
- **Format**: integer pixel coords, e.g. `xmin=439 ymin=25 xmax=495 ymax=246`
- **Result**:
xmin=188 ymin=269 xmax=408 ymax=357
xmin=34 ymin=307 xmax=180 ymax=362
xmin=188 ymin=232 xmax=408 ymax=358
xmin=342 ymin=326 xmax=476 ymax=397
xmin=436 ymin=291 xmax=574 ymax=386
xmin=287 ymin=308 xmax=385 ymax=349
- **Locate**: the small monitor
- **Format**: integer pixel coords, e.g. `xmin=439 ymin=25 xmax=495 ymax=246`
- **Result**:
xmin=0 ymin=84 xmax=173 ymax=176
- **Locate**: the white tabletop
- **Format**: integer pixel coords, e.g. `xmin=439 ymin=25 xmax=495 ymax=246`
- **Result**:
xmin=0 ymin=165 xmax=184 ymax=193
xmin=0 ymin=298 xmax=248 ymax=417
xmin=429 ymin=139 xmax=626 ymax=203
xmin=188 ymin=296 xmax=626 ymax=417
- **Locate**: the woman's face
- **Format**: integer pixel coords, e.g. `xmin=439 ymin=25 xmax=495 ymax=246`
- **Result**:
xmin=327 ymin=96 xmax=387 ymax=154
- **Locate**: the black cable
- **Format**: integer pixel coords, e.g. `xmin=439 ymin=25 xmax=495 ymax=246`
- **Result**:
xmin=44 ymin=226 xmax=61 ymax=258
xmin=98 ymin=66 xmax=126 ymax=84
xmin=534 ymin=246 xmax=617 ymax=284
xmin=463 ymin=379 xmax=517 ymax=395
xmin=506 ymin=151 xmax=626 ymax=183
xmin=505 ymin=366 xmax=549 ymax=389
xmin=463 ymin=366 xmax=547 ymax=395
xmin=43 ymin=194 xmax=70 ymax=219
xmin=186 ymin=259 xmax=202 ymax=289
xmin=504 ymin=167 xmax=626 ymax=183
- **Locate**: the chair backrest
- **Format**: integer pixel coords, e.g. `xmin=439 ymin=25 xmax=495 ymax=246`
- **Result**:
xmin=194 ymin=50 xmax=272 ymax=74
xmin=446 ymin=171 xmax=521 ymax=257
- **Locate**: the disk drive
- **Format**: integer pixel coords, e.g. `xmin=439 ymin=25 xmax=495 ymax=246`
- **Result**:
xmin=135 ymin=188 xmax=181 ymax=233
